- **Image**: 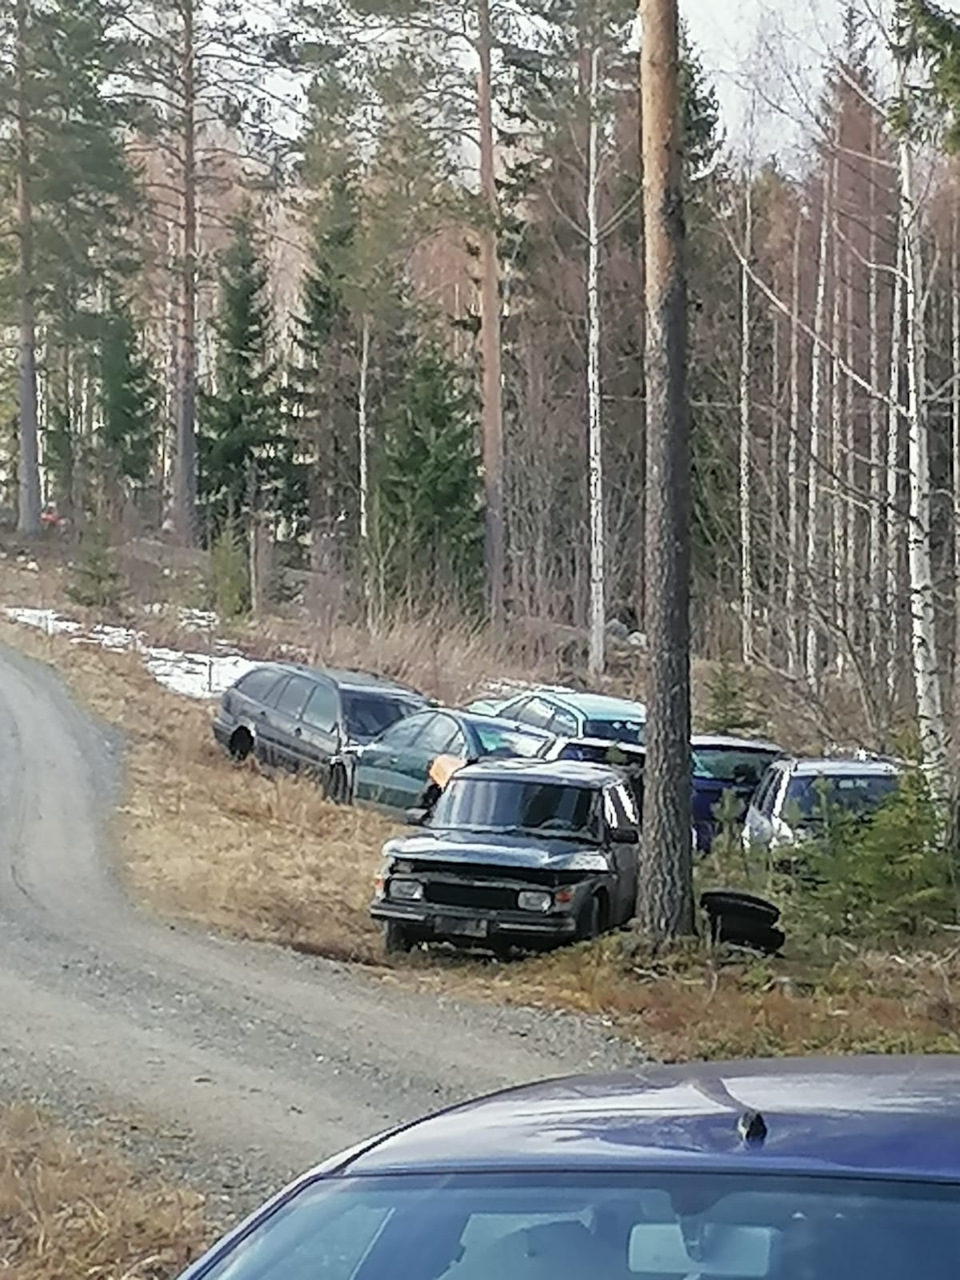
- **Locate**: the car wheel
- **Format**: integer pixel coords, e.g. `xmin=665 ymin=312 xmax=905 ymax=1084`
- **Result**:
xmin=326 ymin=763 xmax=348 ymax=805
xmin=384 ymin=921 xmax=413 ymax=955
xmin=228 ymin=726 xmax=253 ymax=762
xmin=575 ymin=896 xmax=601 ymax=942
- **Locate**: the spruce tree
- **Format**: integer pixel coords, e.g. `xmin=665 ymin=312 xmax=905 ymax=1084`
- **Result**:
xmin=98 ymin=299 xmax=160 ymax=517
xmin=375 ymin=340 xmax=483 ymax=609
xmin=199 ymin=208 xmax=299 ymax=538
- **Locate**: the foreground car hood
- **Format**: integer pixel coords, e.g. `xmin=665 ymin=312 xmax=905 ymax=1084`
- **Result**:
xmin=384 ymin=829 xmax=610 ymax=872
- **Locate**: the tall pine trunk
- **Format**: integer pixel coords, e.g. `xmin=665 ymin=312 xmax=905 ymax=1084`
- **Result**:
xmin=15 ymin=0 xmax=41 ymax=536
xmin=586 ymin=46 xmax=605 ymax=678
xmin=637 ymin=0 xmax=694 ymax=940
xmin=868 ymin=119 xmax=884 ymax=675
xmin=952 ymin=203 xmax=960 ymax=706
xmin=477 ymin=0 xmax=505 ymax=630
xmin=887 ymin=220 xmax=904 ymax=708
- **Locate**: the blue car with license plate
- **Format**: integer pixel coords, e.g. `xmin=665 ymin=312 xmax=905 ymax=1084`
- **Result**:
xmin=176 ymin=1054 xmax=960 ymax=1280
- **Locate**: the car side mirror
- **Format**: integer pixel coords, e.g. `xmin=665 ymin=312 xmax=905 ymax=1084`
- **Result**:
xmin=404 ymin=807 xmax=428 ymax=826
xmin=610 ymin=828 xmax=639 ymax=845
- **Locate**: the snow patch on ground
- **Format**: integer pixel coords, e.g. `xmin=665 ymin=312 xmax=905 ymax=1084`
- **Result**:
xmin=3 ymin=605 xmax=256 ymax=700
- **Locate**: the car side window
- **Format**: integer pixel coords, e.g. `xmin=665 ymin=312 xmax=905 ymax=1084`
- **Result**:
xmin=501 ymin=696 xmax=531 ymax=722
xmin=263 ymin=676 xmax=290 ymax=708
xmin=236 ymin=668 xmax=281 ymax=703
xmin=415 ymin=714 xmax=461 ymax=756
xmin=515 ymin=697 xmax=557 ymax=730
xmin=548 ymin=706 xmax=579 ymax=736
xmin=302 ymin=681 xmax=338 ymax=732
xmin=274 ymin=676 xmax=314 ymax=719
xmin=378 ymin=714 xmax=431 ymax=747
xmin=756 ymin=769 xmax=782 ymax=818
xmin=750 ymin=769 xmax=774 ymax=813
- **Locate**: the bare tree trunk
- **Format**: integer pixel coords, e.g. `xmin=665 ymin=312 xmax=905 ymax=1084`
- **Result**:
xmin=899 ymin=112 xmax=948 ymax=792
xmin=786 ymin=213 xmax=801 ymax=674
xmin=358 ymin=315 xmax=370 ymax=543
xmin=637 ymin=0 xmax=694 ymax=940
xmin=829 ymin=162 xmax=843 ymax=671
xmin=15 ymin=0 xmax=41 ymax=536
xmin=868 ymin=125 xmax=883 ymax=675
xmin=586 ymin=46 xmax=605 ymax=678
xmin=770 ymin=306 xmax=780 ymax=636
xmin=844 ymin=269 xmax=856 ymax=658
xmin=738 ymin=176 xmax=754 ymax=663
xmin=477 ymin=0 xmax=504 ymax=631
xmin=887 ymin=221 xmax=904 ymax=707
xmin=806 ymin=171 xmax=830 ymax=683
xmin=952 ymin=202 xmax=960 ymax=705
xmin=173 ymin=0 xmax=198 ymax=546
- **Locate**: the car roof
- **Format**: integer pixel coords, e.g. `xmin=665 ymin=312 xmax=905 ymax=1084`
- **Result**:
xmin=691 ymin=734 xmax=783 ymax=752
xmin=336 ymin=1056 xmax=960 ymax=1180
xmin=509 ymin=687 xmax=648 ymax=719
xmin=778 ymin=756 xmax=901 ymax=777
xmin=246 ymin=662 xmax=423 ymax=698
xmin=452 ymin=756 xmax=621 ymax=788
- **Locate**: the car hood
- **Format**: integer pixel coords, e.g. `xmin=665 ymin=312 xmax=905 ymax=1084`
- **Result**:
xmin=383 ymin=829 xmax=611 ymax=872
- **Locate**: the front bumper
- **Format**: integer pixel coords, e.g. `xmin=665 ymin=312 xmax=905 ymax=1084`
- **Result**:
xmin=370 ymin=900 xmax=579 ymax=943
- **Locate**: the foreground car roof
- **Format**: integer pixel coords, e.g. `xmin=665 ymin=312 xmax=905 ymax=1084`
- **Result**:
xmin=691 ymin=734 xmax=783 ymax=752
xmin=336 ymin=1057 xmax=960 ymax=1180
xmin=787 ymin=757 xmax=901 ymax=777
xmin=452 ymin=756 xmax=620 ymax=787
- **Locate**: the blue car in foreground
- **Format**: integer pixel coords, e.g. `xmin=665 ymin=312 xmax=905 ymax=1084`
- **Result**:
xmin=177 ymin=1055 xmax=960 ymax=1279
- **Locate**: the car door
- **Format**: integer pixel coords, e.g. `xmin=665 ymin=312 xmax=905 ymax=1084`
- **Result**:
xmin=604 ymin=784 xmax=641 ymax=923
xmin=389 ymin=712 xmax=466 ymax=814
xmin=742 ymin=765 xmax=782 ymax=851
xmin=354 ymin=713 xmax=432 ymax=811
xmin=297 ymin=679 xmax=341 ymax=780
xmin=265 ymin=675 xmax=316 ymax=773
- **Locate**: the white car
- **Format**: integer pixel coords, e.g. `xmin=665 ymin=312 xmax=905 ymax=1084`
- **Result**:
xmin=741 ymin=756 xmax=901 ymax=854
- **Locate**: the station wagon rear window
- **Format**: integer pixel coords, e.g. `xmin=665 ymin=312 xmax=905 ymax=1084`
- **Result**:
xmin=583 ymin=717 xmax=646 ymax=745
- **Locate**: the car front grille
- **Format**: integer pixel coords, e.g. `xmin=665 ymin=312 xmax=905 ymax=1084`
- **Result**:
xmin=423 ymin=881 xmax=517 ymax=911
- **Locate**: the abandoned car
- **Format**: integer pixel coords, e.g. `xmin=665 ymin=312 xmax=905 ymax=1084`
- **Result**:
xmin=369 ymin=757 xmax=641 ymax=953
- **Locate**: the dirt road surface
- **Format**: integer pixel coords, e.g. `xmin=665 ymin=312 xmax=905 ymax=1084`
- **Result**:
xmin=0 ymin=643 xmax=637 ymax=1218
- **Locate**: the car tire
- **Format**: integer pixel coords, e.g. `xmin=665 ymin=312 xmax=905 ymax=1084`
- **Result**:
xmin=575 ymin=896 xmax=601 ymax=942
xmin=326 ymin=764 xmax=348 ymax=805
xmin=228 ymin=727 xmax=253 ymax=762
xmin=384 ymin=921 xmax=413 ymax=955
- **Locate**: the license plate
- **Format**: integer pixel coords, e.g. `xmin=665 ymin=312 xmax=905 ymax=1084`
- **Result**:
xmin=434 ymin=916 xmax=488 ymax=939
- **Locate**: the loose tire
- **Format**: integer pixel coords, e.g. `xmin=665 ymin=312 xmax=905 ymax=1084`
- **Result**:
xmin=384 ymin=920 xmax=413 ymax=954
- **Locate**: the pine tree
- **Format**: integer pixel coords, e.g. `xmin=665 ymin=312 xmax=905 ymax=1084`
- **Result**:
xmin=374 ymin=340 xmax=483 ymax=610
xmin=199 ymin=209 xmax=299 ymax=538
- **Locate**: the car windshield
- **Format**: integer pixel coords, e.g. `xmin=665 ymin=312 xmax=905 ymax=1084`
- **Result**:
xmin=692 ymin=748 xmax=780 ymax=785
xmin=783 ymin=772 xmax=898 ymax=820
xmin=473 ymin=723 xmax=548 ymax=759
xmin=198 ymin=1169 xmax=960 ymax=1280
xmin=430 ymin=778 xmax=601 ymax=841
xmin=343 ymin=694 xmax=419 ymax=741
xmin=582 ymin=717 xmax=645 ymax=745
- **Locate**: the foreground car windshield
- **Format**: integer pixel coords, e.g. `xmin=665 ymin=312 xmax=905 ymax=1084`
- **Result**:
xmin=431 ymin=778 xmax=600 ymax=840
xmin=784 ymin=773 xmax=898 ymax=820
xmin=343 ymin=694 xmax=417 ymax=739
xmin=199 ymin=1170 xmax=960 ymax=1280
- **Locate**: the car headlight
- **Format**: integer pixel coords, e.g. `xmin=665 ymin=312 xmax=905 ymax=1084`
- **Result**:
xmin=388 ymin=878 xmax=424 ymax=902
xmin=517 ymin=890 xmax=552 ymax=913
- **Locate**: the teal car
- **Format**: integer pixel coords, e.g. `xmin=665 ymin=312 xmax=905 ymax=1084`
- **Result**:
xmin=350 ymin=710 xmax=551 ymax=818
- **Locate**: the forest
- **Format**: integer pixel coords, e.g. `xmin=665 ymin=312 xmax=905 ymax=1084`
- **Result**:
xmin=4 ymin=0 xmax=960 ymax=776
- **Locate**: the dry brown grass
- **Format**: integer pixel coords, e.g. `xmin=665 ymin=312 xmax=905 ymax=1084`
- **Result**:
xmin=3 ymin=553 xmax=950 ymax=1062
xmin=0 ymin=1105 xmax=212 ymax=1279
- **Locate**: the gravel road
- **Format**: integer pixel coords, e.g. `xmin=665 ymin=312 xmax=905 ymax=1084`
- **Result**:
xmin=0 ymin=642 xmax=639 ymax=1221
